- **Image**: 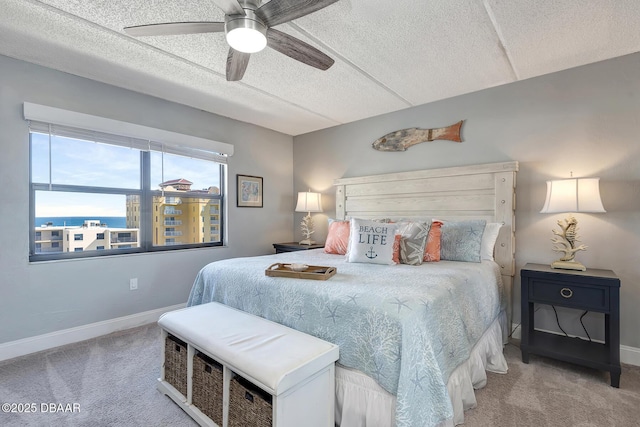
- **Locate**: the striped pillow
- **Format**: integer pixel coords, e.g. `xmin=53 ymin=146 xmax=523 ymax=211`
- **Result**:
xmin=397 ymin=221 xmax=430 ymax=265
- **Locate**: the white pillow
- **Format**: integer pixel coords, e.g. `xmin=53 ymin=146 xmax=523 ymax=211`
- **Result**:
xmin=347 ymin=218 xmax=398 ymax=265
xmin=481 ymin=223 xmax=502 ymax=261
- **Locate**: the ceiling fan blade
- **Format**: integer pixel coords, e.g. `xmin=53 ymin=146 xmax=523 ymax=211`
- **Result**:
xmin=124 ymin=22 xmax=225 ymax=37
xmin=267 ymin=28 xmax=334 ymax=71
xmin=226 ymin=48 xmax=251 ymax=81
xmin=213 ymin=0 xmax=246 ymax=16
xmin=255 ymin=0 xmax=339 ymax=28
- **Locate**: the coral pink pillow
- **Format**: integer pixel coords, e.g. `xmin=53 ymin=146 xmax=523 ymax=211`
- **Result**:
xmin=324 ymin=220 xmax=350 ymax=255
xmin=392 ymin=234 xmax=402 ymax=264
xmin=424 ymin=220 xmax=443 ymax=262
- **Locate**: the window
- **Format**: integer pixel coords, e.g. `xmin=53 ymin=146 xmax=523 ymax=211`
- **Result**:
xmin=27 ymin=107 xmax=229 ymax=261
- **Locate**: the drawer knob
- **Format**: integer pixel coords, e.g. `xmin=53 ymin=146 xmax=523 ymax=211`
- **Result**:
xmin=560 ymin=287 xmax=573 ymax=298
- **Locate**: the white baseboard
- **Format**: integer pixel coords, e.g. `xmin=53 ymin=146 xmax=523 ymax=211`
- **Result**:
xmin=620 ymin=345 xmax=640 ymax=367
xmin=510 ymin=323 xmax=640 ymax=367
xmin=0 ymin=303 xmax=185 ymax=363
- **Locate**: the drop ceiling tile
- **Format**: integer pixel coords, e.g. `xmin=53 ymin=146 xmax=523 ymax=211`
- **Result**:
xmin=485 ymin=0 xmax=640 ymax=79
xmin=40 ymin=0 xmax=225 ymax=30
xmin=292 ymin=0 xmax=517 ymax=106
xmin=236 ymin=24 xmax=410 ymax=124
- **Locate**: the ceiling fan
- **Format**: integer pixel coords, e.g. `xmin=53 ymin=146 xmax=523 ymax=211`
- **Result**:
xmin=124 ymin=0 xmax=338 ymax=82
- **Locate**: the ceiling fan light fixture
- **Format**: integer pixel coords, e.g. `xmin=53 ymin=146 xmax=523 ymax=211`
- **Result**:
xmin=225 ymin=11 xmax=267 ymax=54
xmin=227 ymin=27 xmax=267 ymax=53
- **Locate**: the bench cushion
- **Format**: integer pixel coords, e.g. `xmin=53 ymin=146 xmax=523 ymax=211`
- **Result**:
xmin=158 ymin=302 xmax=339 ymax=394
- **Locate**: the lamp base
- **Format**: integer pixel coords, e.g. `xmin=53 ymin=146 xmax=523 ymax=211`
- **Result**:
xmin=551 ymin=260 xmax=586 ymax=271
xmin=299 ymin=239 xmax=316 ymax=245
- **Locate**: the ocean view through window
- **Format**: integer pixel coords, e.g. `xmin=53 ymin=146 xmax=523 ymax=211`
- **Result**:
xmin=29 ymin=121 xmax=226 ymax=261
xmin=36 ymin=216 xmax=127 ymax=228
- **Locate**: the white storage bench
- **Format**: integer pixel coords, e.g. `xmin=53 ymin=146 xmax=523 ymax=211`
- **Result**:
xmin=157 ymin=302 xmax=339 ymax=427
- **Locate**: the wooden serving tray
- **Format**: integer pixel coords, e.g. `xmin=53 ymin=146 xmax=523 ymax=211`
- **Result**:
xmin=265 ymin=263 xmax=336 ymax=281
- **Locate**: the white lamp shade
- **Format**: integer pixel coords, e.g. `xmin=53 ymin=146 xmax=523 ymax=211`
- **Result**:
xmin=295 ymin=192 xmax=323 ymax=213
xmin=540 ymin=178 xmax=606 ymax=213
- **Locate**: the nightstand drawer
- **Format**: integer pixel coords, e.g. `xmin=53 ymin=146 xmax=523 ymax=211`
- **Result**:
xmin=529 ymin=279 xmax=609 ymax=311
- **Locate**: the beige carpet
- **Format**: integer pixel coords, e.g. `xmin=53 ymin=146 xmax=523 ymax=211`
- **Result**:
xmin=0 ymin=324 xmax=638 ymax=426
xmin=464 ymin=342 xmax=640 ymax=426
xmin=0 ymin=324 xmax=197 ymax=427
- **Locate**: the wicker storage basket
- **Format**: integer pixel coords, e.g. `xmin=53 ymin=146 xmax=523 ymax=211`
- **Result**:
xmin=164 ymin=334 xmax=188 ymax=397
xmin=192 ymin=352 xmax=224 ymax=426
xmin=228 ymin=375 xmax=273 ymax=427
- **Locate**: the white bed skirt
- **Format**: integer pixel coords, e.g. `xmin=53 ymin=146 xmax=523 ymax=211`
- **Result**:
xmin=335 ymin=312 xmax=508 ymax=427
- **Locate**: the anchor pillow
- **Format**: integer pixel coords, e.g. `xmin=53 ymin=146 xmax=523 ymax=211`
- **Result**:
xmin=347 ymin=218 xmax=399 ymax=265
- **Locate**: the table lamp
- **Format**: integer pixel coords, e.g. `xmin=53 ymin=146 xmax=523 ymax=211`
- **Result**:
xmin=540 ymin=177 xmax=605 ymax=271
xmin=295 ymin=191 xmax=323 ymax=245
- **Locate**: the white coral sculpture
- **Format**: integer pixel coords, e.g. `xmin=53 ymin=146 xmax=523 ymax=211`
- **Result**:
xmin=300 ymin=214 xmax=315 ymax=240
xmin=550 ymin=215 xmax=588 ymax=262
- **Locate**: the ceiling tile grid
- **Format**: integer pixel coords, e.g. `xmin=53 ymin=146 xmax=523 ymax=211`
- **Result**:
xmin=0 ymin=0 xmax=638 ymax=135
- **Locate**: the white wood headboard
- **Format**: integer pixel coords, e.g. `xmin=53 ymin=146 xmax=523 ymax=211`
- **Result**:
xmin=333 ymin=161 xmax=519 ymax=326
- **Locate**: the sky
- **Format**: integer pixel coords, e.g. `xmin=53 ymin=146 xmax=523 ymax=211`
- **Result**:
xmin=32 ymin=133 xmax=221 ymax=217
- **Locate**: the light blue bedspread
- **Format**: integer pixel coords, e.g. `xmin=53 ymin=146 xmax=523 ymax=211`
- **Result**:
xmin=187 ymin=249 xmax=503 ymax=426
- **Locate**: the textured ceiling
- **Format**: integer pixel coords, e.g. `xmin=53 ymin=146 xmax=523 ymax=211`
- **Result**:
xmin=1 ymin=0 xmax=639 ymax=136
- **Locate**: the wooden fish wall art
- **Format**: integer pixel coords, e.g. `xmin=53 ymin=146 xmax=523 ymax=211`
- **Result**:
xmin=372 ymin=120 xmax=464 ymax=152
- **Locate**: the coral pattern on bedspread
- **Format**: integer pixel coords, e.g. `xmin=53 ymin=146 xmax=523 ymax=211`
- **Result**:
xmin=187 ymin=249 xmax=503 ymax=427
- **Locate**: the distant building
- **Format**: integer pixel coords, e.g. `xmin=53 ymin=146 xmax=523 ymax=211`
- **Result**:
xmin=34 ymin=220 xmax=140 ymax=254
xmin=126 ymin=178 xmax=221 ymax=246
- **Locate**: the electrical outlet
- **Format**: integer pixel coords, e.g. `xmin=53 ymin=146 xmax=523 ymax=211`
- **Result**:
xmin=129 ymin=278 xmax=138 ymax=291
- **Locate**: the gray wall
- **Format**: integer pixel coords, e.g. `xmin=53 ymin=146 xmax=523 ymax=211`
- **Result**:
xmin=0 ymin=55 xmax=294 ymax=344
xmin=293 ymin=52 xmax=640 ymax=350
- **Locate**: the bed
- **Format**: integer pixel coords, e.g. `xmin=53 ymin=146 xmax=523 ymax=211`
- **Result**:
xmin=187 ymin=161 xmax=519 ymax=427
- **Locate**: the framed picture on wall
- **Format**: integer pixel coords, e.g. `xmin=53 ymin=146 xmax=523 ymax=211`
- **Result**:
xmin=236 ymin=174 xmax=263 ymax=208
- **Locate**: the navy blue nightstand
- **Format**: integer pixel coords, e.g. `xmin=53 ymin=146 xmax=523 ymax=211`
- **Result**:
xmin=520 ymin=263 xmax=621 ymax=387
xmin=273 ymin=242 xmax=324 ymax=254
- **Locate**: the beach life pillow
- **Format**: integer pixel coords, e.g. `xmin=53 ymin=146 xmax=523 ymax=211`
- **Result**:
xmin=481 ymin=222 xmax=502 ymax=261
xmin=424 ymin=220 xmax=443 ymax=262
xmin=397 ymin=221 xmax=430 ymax=265
xmin=347 ymin=218 xmax=399 ymax=265
xmin=440 ymin=219 xmax=486 ymax=262
xmin=324 ymin=219 xmax=350 ymax=255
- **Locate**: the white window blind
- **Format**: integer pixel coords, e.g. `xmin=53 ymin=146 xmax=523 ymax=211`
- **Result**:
xmin=24 ymin=102 xmax=232 ymax=164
